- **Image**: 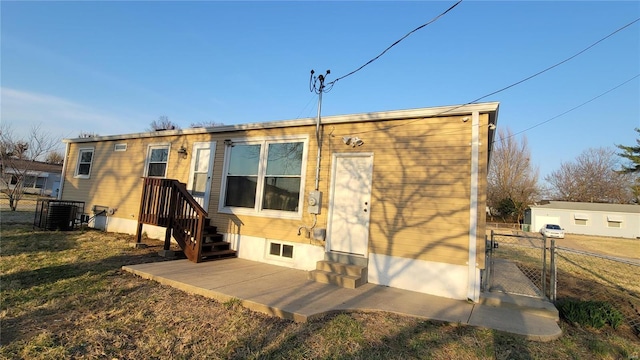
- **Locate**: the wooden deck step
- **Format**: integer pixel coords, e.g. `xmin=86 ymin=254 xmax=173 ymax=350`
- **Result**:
xmin=200 ymin=249 xmax=237 ymax=261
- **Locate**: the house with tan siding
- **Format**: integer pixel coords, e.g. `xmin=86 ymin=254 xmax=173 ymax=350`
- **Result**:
xmin=59 ymin=102 xmax=499 ymax=302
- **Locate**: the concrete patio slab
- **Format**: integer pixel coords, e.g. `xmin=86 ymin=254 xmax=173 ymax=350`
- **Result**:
xmin=123 ymin=258 xmax=562 ymax=341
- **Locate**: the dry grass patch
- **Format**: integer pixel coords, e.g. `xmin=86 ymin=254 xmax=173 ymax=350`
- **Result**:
xmin=2 ymin=218 xmax=639 ymax=359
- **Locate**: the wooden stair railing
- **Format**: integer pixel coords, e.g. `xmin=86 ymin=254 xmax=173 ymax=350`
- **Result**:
xmin=136 ymin=177 xmax=208 ymax=263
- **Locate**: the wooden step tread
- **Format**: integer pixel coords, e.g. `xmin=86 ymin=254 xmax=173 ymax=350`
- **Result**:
xmin=201 ymin=249 xmax=237 ymax=257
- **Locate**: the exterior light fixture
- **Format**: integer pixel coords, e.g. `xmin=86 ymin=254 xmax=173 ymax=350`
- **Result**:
xmin=342 ymin=136 xmax=364 ymax=147
xmin=177 ymin=146 xmax=188 ymax=158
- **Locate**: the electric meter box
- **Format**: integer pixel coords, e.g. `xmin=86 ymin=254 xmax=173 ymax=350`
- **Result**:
xmin=307 ymin=191 xmax=322 ymax=214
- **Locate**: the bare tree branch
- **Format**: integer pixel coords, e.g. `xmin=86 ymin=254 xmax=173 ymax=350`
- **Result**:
xmin=488 ymin=128 xmax=540 ymax=223
xmin=0 ymin=123 xmax=61 ymax=210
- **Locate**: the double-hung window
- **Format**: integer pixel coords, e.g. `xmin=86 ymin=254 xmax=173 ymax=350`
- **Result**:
xmin=145 ymin=144 xmax=170 ymax=178
xmin=75 ymin=148 xmax=94 ymax=178
xmin=221 ymin=137 xmax=306 ymax=218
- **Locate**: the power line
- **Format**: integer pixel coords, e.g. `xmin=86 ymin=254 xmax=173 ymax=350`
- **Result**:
xmin=493 ymin=74 xmax=640 ymax=145
xmin=470 ymin=17 xmax=640 ymax=104
xmin=349 ymin=17 xmax=640 ymax=136
xmin=327 ymin=0 xmax=463 ymax=86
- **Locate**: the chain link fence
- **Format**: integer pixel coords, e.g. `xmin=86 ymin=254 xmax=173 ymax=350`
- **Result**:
xmin=555 ymin=247 xmax=640 ymax=335
xmin=485 ymin=230 xmax=640 ymax=335
xmin=1 ymin=197 xmax=39 ymax=225
xmin=484 ymin=231 xmax=550 ymax=299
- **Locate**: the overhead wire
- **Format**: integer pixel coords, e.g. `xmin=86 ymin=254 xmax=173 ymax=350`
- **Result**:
xmin=347 ymin=17 xmax=640 ymax=136
xmin=327 ymin=0 xmax=463 ymax=86
xmin=492 ymin=74 xmax=640 ymax=145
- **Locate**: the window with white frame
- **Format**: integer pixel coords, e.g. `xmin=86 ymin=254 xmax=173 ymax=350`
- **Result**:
xmin=269 ymin=242 xmax=294 ymax=258
xmin=75 ymin=148 xmax=94 ymax=178
xmin=145 ymin=145 xmax=170 ymax=177
xmin=574 ymin=213 xmax=589 ymax=226
xmin=607 ymin=215 xmax=623 ymax=228
xmin=221 ymin=138 xmax=306 ymax=217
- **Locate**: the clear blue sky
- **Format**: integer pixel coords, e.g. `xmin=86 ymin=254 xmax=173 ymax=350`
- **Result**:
xmin=2 ymin=1 xmax=639 ymax=180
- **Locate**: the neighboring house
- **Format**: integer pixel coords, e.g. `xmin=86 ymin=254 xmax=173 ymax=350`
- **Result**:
xmin=1 ymin=158 xmax=63 ymax=197
xmin=59 ymin=102 xmax=499 ymax=301
xmin=526 ymin=201 xmax=640 ymax=239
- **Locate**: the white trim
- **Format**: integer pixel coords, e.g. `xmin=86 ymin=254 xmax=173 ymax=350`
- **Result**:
xmin=114 ymin=143 xmax=127 ymax=152
xmin=58 ymin=142 xmax=70 ymax=199
xmin=218 ymin=135 xmax=308 ymax=220
xmin=74 ymin=147 xmax=95 ymax=179
xmin=467 ymin=111 xmax=480 ymax=302
xmin=574 ymin=213 xmax=589 ymax=220
xmin=63 ymin=102 xmax=500 ymax=143
xmin=607 ymin=215 xmax=624 ymax=222
xmin=368 ymin=253 xmax=469 ymax=300
xmin=143 ymin=143 xmax=171 ymax=178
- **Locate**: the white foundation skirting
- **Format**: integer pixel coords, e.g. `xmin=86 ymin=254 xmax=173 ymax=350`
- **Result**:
xmin=368 ymin=253 xmax=476 ymax=300
xmin=103 ymin=218 xmax=478 ymax=299
xmin=223 ymin=232 xmax=325 ymax=271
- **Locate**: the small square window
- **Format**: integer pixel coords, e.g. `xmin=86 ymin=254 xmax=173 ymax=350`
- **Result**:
xmin=114 ymin=143 xmax=127 ymax=152
xmin=268 ymin=242 xmax=294 ymax=259
xmin=282 ymin=245 xmax=293 ymax=258
xmin=269 ymin=243 xmax=281 ymax=256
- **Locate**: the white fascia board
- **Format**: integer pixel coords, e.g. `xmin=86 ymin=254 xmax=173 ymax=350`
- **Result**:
xmin=63 ymin=102 xmax=500 ymax=144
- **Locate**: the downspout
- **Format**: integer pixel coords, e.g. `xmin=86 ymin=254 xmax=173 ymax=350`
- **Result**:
xmin=57 ymin=142 xmax=70 ymax=200
xmin=467 ymin=111 xmax=480 ymax=302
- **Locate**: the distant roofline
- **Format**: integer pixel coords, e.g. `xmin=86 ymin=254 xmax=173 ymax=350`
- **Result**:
xmin=63 ymin=102 xmax=499 ymax=143
xmin=530 ymin=200 xmax=640 ymax=214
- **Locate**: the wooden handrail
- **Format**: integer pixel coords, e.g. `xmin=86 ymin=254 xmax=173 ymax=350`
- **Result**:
xmin=136 ymin=177 xmax=208 ymax=263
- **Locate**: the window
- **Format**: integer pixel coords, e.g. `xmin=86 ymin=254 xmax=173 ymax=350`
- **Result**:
xmin=220 ymin=138 xmax=306 ymax=218
xmin=23 ymin=175 xmax=36 ymax=188
xmin=607 ymin=215 xmax=623 ymax=228
xmin=75 ymin=148 xmax=94 ymax=178
xmin=145 ymin=145 xmax=170 ymax=177
xmin=269 ymin=242 xmax=294 ymax=258
xmin=114 ymin=143 xmax=127 ymax=152
xmin=574 ymin=213 xmax=588 ymax=226
xmin=35 ymin=176 xmax=47 ymax=189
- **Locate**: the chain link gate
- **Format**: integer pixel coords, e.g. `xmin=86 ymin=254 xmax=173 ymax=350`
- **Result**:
xmin=483 ymin=230 xmax=556 ymax=301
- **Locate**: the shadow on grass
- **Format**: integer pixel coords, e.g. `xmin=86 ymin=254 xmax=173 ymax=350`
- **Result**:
xmin=0 ymin=228 xmax=79 ymax=255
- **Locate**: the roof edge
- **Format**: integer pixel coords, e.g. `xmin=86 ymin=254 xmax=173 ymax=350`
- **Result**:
xmin=63 ymin=102 xmax=500 ymax=143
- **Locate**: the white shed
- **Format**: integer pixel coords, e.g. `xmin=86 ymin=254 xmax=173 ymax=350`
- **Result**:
xmin=526 ymin=201 xmax=640 ymax=239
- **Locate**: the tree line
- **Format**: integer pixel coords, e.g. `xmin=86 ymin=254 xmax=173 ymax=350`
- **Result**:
xmin=487 ymin=128 xmax=640 ymax=223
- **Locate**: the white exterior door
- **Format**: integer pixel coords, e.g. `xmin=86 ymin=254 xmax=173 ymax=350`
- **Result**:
xmin=327 ymin=153 xmax=373 ymax=256
xmin=187 ymin=142 xmax=216 ymax=210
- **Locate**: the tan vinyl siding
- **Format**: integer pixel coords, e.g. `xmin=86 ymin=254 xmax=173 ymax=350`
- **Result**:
xmin=61 ymin=110 xmax=494 ymax=268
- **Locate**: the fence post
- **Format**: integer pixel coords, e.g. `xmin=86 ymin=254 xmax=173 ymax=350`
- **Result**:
xmin=487 ymin=230 xmax=495 ymax=291
xmin=542 ymin=234 xmax=547 ymax=299
xmin=550 ymin=238 xmax=557 ymax=302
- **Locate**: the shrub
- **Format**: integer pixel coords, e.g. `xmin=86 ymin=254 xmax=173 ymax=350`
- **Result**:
xmin=558 ymin=299 xmax=624 ymax=329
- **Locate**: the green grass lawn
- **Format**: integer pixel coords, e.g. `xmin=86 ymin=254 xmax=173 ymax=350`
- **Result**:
xmin=2 ymin=213 xmax=639 ymax=359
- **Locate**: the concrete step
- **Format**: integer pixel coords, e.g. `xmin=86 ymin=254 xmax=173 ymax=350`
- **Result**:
xmin=480 ymin=292 xmax=559 ymax=320
xmin=316 ymin=260 xmax=367 ymax=278
xmin=307 ymin=270 xmax=366 ymax=289
xmin=324 ymin=252 xmax=368 ymax=267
